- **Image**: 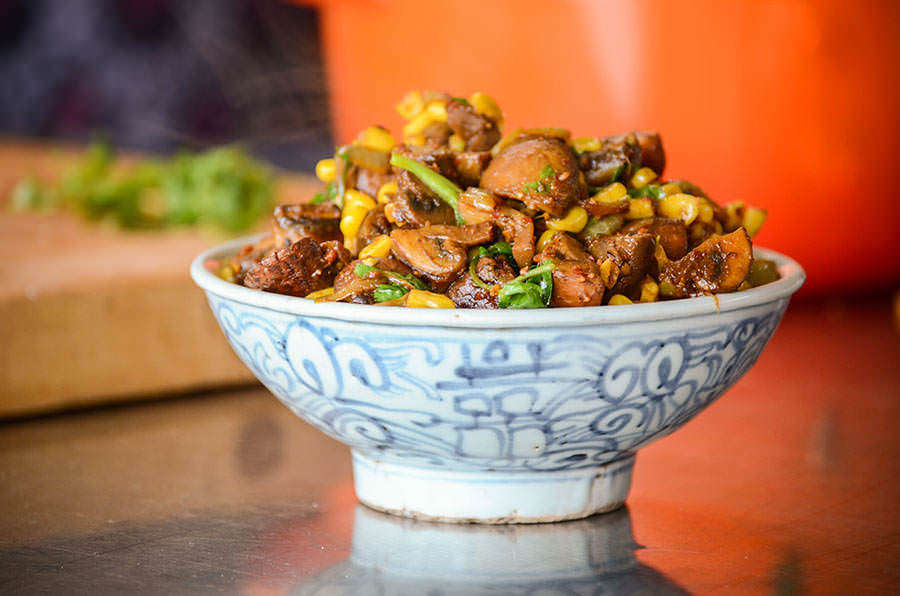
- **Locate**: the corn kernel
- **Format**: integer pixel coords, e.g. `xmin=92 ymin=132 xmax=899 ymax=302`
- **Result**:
xmin=359 ymin=235 xmax=392 ymax=259
xmin=344 ymin=189 xmax=376 ymax=210
xmin=536 ymin=229 xmax=559 ymax=252
xmin=572 ymin=137 xmax=601 ymax=153
xmin=358 ymin=126 xmax=395 ymax=153
xmin=407 ymin=289 xmax=455 ymax=309
xmin=630 ymin=167 xmax=657 ymax=189
xmin=592 ymin=182 xmax=628 ymax=204
xmin=660 ymin=182 xmax=682 ymax=197
xmin=315 ymin=158 xmax=336 ymax=183
xmin=599 ymin=259 xmax=620 ymax=289
xmin=448 ymin=133 xmax=466 ymax=151
xmin=625 ymin=197 xmax=655 ymax=220
xmin=305 ymin=287 xmax=334 ymax=300
xmin=697 ymin=199 xmax=715 ymax=224
xmin=639 ymin=277 xmax=659 ymax=303
xmin=608 ymin=294 xmax=633 ymax=305
xmin=407 ymin=133 xmax=427 ymax=146
xmin=469 ymin=92 xmax=503 ymax=122
xmin=396 ymin=91 xmax=424 ymax=120
xmin=723 ymin=201 xmax=745 ymax=231
xmin=401 ymin=103 xmax=446 ymax=137
xmin=546 ymin=206 xmax=588 ymax=233
xmin=384 ymin=202 xmax=398 ymax=223
xmin=377 ymin=182 xmax=398 ymax=204
xmin=742 ymin=206 xmax=767 ymax=237
xmin=657 ymin=193 xmax=700 ymax=224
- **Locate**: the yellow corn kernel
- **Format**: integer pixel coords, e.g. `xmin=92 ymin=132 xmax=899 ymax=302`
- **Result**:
xmin=384 ymin=202 xmax=398 ymax=223
xmin=630 ymin=167 xmax=658 ymax=189
xmin=657 ymin=193 xmax=700 ymax=224
xmin=697 ymin=199 xmax=715 ymax=224
xmin=723 ymin=201 xmax=745 ymax=231
xmin=305 ymin=287 xmax=334 ymax=300
xmin=572 ymin=137 xmax=601 ymax=153
xmin=592 ymin=182 xmax=628 ymax=204
xmin=469 ymin=92 xmax=503 ymax=122
xmin=358 ymin=126 xmax=396 ymax=152
xmin=661 ymin=182 xmax=682 ymax=196
xmin=359 ymin=235 xmax=392 ymax=259
xmin=407 ymin=133 xmax=426 ymax=146
xmin=608 ymin=294 xmax=633 ymax=305
xmin=315 ymin=158 xmax=336 ymax=183
xmin=742 ymin=206 xmax=767 ymax=237
xmin=407 ymin=289 xmax=455 ymax=309
xmin=403 ymin=111 xmax=434 ymax=138
xmin=599 ymin=259 xmax=620 ymax=289
xmin=626 ymin=197 xmax=655 ymax=220
xmin=536 ymin=229 xmax=559 ymax=252
xmin=396 ymin=91 xmax=424 ymax=120
xmin=448 ymin=133 xmax=466 ymax=151
xmin=377 ymin=182 xmax=398 ymax=204
xmin=340 ymin=190 xmax=376 ymax=241
xmin=546 ymin=206 xmax=589 ymax=233
xmin=344 ymin=189 xmax=376 ymax=210
xmin=426 ymin=101 xmax=448 ymax=121
xmin=639 ymin=277 xmax=659 ymax=303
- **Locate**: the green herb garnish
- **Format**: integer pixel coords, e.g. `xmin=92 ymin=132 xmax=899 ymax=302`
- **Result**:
xmin=451 ymin=96 xmax=470 ymax=105
xmin=628 ymin=184 xmax=664 ymax=200
xmin=354 ymin=263 xmax=428 ymax=290
xmin=610 ymin=163 xmax=625 ymax=183
xmin=469 ymin=241 xmax=516 ymax=290
xmin=522 ymin=165 xmax=557 ymax=195
xmin=10 ymin=140 xmax=274 ymax=232
xmin=497 ymin=260 xmax=555 ymax=309
xmin=311 ymin=181 xmax=337 ymax=205
xmin=389 ymin=153 xmax=464 ymax=224
xmin=373 ymin=284 xmax=410 ymax=302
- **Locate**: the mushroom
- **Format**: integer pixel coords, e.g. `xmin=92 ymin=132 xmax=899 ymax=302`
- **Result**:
xmin=659 ymin=228 xmax=752 ymax=298
xmin=390 ymin=222 xmax=495 ymax=289
xmin=481 ymin=137 xmax=586 ymax=216
xmin=272 ymin=203 xmax=342 ymax=246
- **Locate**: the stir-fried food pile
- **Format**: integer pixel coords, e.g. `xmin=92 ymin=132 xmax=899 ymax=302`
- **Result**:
xmin=216 ymin=91 xmax=779 ymax=309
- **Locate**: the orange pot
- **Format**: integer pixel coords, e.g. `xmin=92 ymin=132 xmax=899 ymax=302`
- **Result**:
xmin=298 ymin=0 xmax=900 ymax=294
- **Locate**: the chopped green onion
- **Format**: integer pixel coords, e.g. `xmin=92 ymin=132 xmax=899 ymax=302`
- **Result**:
xmin=497 ymin=260 xmax=555 ymax=309
xmin=373 ymin=284 xmax=410 ymax=302
xmin=311 ymin=181 xmax=337 ymax=205
xmin=354 ymin=262 xmax=427 ymax=290
xmin=468 ymin=241 xmax=516 ymax=290
xmin=389 ymin=153 xmax=464 ymax=224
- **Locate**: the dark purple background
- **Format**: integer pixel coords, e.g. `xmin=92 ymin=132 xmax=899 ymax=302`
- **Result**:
xmin=0 ymin=0 xmax=332 ymax=170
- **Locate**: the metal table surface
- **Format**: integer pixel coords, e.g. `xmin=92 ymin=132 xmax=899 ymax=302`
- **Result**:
xmin=1 ymin=298 xmax=898 ymax=595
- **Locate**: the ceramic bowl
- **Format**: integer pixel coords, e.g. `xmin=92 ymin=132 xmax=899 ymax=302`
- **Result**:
xmin=191 ymin=236 xmax=804 ymax=523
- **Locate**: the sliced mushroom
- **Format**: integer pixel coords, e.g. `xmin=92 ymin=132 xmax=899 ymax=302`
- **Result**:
xmin=272 ymin=203 xmax=342 ymax=246
xmin=659 ymin=228 xmax=752 ymax=298
xmin=481 ymin=137 xmax=586 ymax=216
xmin=533 ymin=233 xmax=604 ymax=307
xmin=356 ymin=204 xmax=393 ymax=249
xmin=585 ymin=232 xmax=654 ymax=298
xmin=244 ymin=238 xmax=351 ymax=297
xmin=622 ymin=217 xmax=689 ymax=260
xmin=390 ymin=222 xmax=495 ymax=289
xmin=333 ymin=256 xmax=414 ymax=303
xmin=446 ymin=256 xmax=517 ymax=309
xmin=494 ymin=205 xmax=534 ymax=269
xmin=389 ymin=170 xmax=456 ymax=228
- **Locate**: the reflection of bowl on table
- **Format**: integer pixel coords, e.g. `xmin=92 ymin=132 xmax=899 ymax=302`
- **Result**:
xmin=192 ymin=238 xmax=804 ymax=523
xmin=296 ymin=505 xmax=690 ymax=595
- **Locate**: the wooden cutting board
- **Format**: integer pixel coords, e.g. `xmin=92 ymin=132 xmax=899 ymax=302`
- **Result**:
xmin=0 ymin=139 xmax=320 ymax=418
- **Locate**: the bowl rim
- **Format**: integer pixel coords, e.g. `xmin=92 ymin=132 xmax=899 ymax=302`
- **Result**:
xmin=191 ymin=234 xmax=806 ymax=328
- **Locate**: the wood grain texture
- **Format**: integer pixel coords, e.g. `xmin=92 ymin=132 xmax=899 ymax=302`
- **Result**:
xmin=0 ymin=139 xmax=320 ymax=417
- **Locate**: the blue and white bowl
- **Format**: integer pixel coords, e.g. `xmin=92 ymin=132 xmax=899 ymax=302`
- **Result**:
xmin=192 ymin=237 xmax=804 ymax=523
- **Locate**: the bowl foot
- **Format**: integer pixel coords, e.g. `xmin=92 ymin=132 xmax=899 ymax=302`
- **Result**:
xmin=351 ymin=451 xmax=635 ymax=524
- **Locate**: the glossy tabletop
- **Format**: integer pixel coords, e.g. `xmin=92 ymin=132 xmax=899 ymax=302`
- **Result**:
xmin=1 ymin=297 xmax=898 ymax=595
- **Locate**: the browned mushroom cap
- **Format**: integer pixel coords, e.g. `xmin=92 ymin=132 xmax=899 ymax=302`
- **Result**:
xmin=481 ymin=137 xmax=586 ymax=216
xmin=659 ymin=228 xmax=752 ymax=298
xmin=453 ymin=151 xmax=492 ymax=187
xmin=390 ymin=222 xmax=495 ymax=289
xmin=272 ymin=203 xmax=342 ymax=247
xmin=351 ymin=166 xmax=394 ymax=199
xmin=447 ymin=99 xmax=501 ymax=152
xmin=389 ymin=171 xmax=456 ymax=228
xmin=356 ymin=204 xmax=393 ymax=249
xmin=332 ymin=256 xmax=414 ymax=303
xmin=494 ymin=205 xmax=534 ymax=269
xmin=446 ymin=256 xmax=517 ymax=309
xmin=243 ymin=238 xmax=351 ymax=297
xmin=533 ymin=233 xmax=605 ymax=307
xmin=634 ymin=131 xmax=665 ymax=177
xmin=585 ymin=233 xmax=654 ymax=298
xmin=622 ymin=217 xmax=689 ymax=260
